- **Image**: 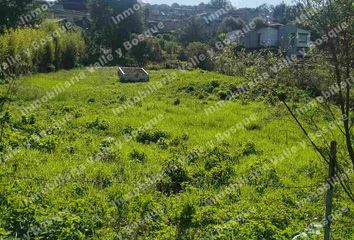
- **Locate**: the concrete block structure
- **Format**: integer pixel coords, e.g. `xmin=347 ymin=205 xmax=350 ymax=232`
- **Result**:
xmin=118 ymin=67 xmax=149 ymax=83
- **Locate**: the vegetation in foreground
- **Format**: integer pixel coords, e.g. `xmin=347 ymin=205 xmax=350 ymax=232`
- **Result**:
xmin=0 ymin=68 xmax=353 ymax=239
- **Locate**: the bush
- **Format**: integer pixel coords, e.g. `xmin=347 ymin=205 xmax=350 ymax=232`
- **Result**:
xmin=87 ymin=118 xmax=109 ymax=131
xmin=129 ymin=149 xmax=147 ymax=163
xmin=173 ymin=98 xmax=181 ymax=105
xmin=242 ymin=142 xmax=257 ymax=156
xmin=178 ymin=203 xmax=195 ymax=232
xmin=213 ymin=47 xmax=248 ymax=76
xmin=0 ymin=22 xmax=86 ymax=77
xmin=218 ymin=91 xmax=228 ymax=100
xmin=245 ymin=123 xmax=262 ymax=131
xmin=0 ymin=27 xmax=45 ymax=75
xmin=136 ymin=130 xmax=169 ymax=144
xmin=58 ymin=28 xmax=86 ymax=69
xmin=40 ymin=41 xmax=55 ymax=72
xmin=157 ymin=161 xmax=190 ymax=195
xmin=26 ymin=136 xmax=56 ymax=153
xmin=94 ymin=137 xmax=119 ymax=162
xmin=186 ymin=42 xmax=214 ymax=71
xmin=201 ymin=147 xmax=237 ymax=186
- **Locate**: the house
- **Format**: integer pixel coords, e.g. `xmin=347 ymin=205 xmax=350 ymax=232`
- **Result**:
xmin=49 ymin=0 xmax=89 ymax=28
xmin=227 ymin=23 xmax=311 ymax=57
xmin=118 ymin=67 xmax=149 ymax=83
xmin=278 ymin=25 xmax=311 ymax=57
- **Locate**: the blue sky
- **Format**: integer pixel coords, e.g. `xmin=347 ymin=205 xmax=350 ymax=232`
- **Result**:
xmin=145 ymin=0 xmax=293 ymax=8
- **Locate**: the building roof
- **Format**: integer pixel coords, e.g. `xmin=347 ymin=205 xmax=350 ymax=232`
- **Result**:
xmin=255 ymin=22 xmax=284 ymax=30
xmin=61 ymin=0 xmax=87 ymax=11
xmin=268 ymin=23 xmax=284 ymax=27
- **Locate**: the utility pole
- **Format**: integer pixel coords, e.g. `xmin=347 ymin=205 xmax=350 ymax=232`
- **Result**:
xmin=324 ymin=141 xmax=336 ymax=240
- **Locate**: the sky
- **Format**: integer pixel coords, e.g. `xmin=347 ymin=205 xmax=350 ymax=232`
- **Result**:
xmin=145 ymin=0 xmax=293 ymax=8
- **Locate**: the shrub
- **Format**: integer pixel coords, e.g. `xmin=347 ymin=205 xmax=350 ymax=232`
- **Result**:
xmin=39 ymin=41 xmax=55 ymax=72
xmin=173 ymin=98 xmax=181 ymax=105
xmin=157 ymin=138 xmax=169 ymax=150
xmin=245 ymin=123 xmax=262 ymax=131
xmin=136 ymin=130 xmax=169 ymax=144
xmin=165 ymin=60 xmax=185 ymax=69
xmin=255 ymin=168 xmax=280 ymax=194
xmin=93 ymin=173 xmax=113 ymax=188
xmin=87 ymin=118 xmax=109 ymax=131
xmin=178 ymin=203 xmax=195 ymax=231
xmin=26 ymin=136 xmax=56 ymax=153
xmin=59 ymin=29 xmax=86 ymax=69
xmin=213 ymin=47 xmax=248 ymax=76
xmin=186 ymin=42 xmax=214 ymax=71
xmin=94 ymin=137 xmax=118 ymax=162
xmin=145 ymin=63 xmax=165 ymax=70
xmin=208 ymin=163 xmax=234 ymax=186
xmin=201 ymin=147 xmax=237 ymax=186
xmin=242 ymin=142 xmax=257 ymax=156
xmin=0 ymin=27 xmax=45 ymax=75
xmin=94 ymin=146 xmax=117 ymax=162
xmin=157 ymin=161 xmax=190 ymax=195
xmin=0 ymin=22 xmax=86 ymax=77
xmin=210 ymin=80 xmax=220 ymax=88
xmin=129 ymin=149 xmax=147 ymax=163
xmin=183 ymin=81 xmax=220 ymax=99
xmin=218 ymin=91 xmax=228 ymax=100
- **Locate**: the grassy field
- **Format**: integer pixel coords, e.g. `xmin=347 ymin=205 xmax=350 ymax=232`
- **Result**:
xmin=0 ymin=67 xmax=353 ymax=239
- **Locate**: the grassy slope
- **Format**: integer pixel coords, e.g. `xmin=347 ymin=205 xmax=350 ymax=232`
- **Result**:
xmin=0 ymin=68 xmax=353 ymax=239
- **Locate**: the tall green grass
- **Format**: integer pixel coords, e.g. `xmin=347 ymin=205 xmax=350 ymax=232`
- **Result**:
xmin=0 ymin=68 xmax=353 ymax=239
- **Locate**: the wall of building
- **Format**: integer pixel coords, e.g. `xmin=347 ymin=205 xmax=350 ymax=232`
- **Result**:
xmin=226 ymin=24 xmax=310 ymax=56
xmin=297 ymin=28 xmax=311 ymax=48
xmin=245 ymin=31 xmax=259 ymax=48
xmin=257 ymin=27 xmax=279 ymax=47
xmin=279 ymin=25 xmax=310 ymax=56
xmin=279 ymin=25 xmax=297 ymax=55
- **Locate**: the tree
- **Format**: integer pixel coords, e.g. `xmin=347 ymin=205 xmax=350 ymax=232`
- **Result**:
xmin=186 ymin=42 xmax=213 ymax=70
xmin=89 ymin=0 xmax=143 ymax=55
xmin=180 ymin=18 xmax=207 ymax=44
xmin=219 ymin=16 xmax=242 ymax=33
xmin=209 ymin=0 xmax=230 ymax=9
xmin=272 ymin=2 xmax=301 ymax=24
xmin=272 ymin=2 xmax=288 ymax=24
xmin=275 ymin=0 xmax=354 ymax=201
xmin=256 ymin=3 xmax=272 ymax=15
xmin=0 ymin=0 xmax=38 ymax=32
xmin=297 ymin=0 xmax=354 ymax=169
xmin=171 ymin=3 xmax=180 ymax=8
xmin=253 ymin=17 xmax=267 ymax=28
xmin=130 ymin=37 xmax=163 ymax=65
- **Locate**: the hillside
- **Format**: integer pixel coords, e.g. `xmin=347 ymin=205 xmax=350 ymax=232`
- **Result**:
xmin=0 ymin=68 xmax=353 ymax=239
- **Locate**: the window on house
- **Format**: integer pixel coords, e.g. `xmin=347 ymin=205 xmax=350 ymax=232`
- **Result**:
xmin=298 ymin=33 xmax=308 ymax=44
